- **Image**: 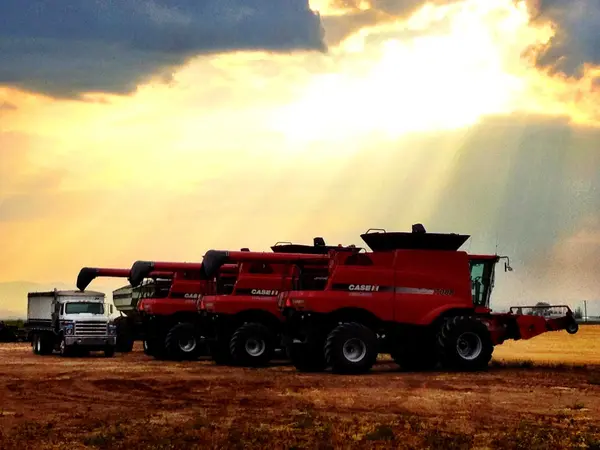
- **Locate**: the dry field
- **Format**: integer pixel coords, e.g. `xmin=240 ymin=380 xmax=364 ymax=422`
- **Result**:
xmin=1 ymin=326 xmax=599 ymax=449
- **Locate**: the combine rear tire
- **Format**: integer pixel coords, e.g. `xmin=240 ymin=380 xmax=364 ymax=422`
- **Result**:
xmin=229 ymin=322 xmax=275 ymax=367
xmin=437 ymin=316 xmax=493 ymax=371
xmin=164 ymin=322 xmax=202 ymax=361
xmin=324 ymin=322 xmax=378 ymax=374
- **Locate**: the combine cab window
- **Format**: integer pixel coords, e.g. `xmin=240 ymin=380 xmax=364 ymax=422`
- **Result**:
xmin=469 ymin=259 xmax=496 ymax=308
xmin=292 ymin=266 xmax=329 ymax=291
xmin=134 ymin=280 xmax=171 ymax=300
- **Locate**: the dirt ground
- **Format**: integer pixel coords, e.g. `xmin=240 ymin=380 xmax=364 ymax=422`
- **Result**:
xmin=1 ymin=327 xmax=599 ymax=449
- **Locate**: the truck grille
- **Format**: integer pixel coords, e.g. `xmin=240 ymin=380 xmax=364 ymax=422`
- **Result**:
xmin=75 ymin=321 xmax=107 ymax=336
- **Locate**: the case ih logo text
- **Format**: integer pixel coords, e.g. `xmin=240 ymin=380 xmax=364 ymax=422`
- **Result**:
xmin=348 ymin=284 xmax=380 ymax=292
xmin=251 ymin=289 xmax=278 ymax=296
xmin=184 ymin=293 xmax=199 ymax=299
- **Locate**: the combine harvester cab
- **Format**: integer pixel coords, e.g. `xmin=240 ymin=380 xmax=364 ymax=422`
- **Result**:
xmin=77 ymin=267 xmax=173 ymax=353
xmin=198 ymin=238 xmax=359 ymax=367
xmin=127 ymin=261 xmax=239 ymax=361
xmin=278 ymin=224 xmax=579 ymax=375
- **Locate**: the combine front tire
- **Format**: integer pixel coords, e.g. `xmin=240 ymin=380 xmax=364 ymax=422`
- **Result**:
xmin=324 ymin=322 xmax=378 ymax=374
xmin=566 ymin=320 xmax=579 ymax=335
xmin=229 ymin=323 xmax=275 ymax=367
xmin=437 ymin=316 xmax=493 ymax=371
xmin=164 ymin=322 xmax=203 ymax=361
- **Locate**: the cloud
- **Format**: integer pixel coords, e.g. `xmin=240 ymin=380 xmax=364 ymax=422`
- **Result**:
xmin=325 ymin=0 xmax=600 ymax=80
xmin=525 ymin=0 xmax=600 ymax=78
xmin=0 ymin=0 xmax=325 ymax=98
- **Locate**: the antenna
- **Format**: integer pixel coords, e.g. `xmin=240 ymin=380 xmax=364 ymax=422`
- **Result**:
xmin=495 ymin=230 xmax=499 ymax=255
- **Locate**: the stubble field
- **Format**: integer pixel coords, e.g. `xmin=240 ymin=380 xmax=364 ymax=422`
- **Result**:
xmin=1 ymin=326 xmax=599 ymax=449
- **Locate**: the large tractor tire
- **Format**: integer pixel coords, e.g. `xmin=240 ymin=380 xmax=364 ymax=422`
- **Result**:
xmin=164 ymin=322 xmax=203 ymax=361
xmin=437 ymin=316 xmax=493 ymax=371
xmin=229 ymin=322 xmax=276 ymax=367
xmin=324 ymin=322 xmax=378 ymax=374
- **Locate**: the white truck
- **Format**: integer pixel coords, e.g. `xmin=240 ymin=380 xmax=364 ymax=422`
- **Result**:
xmin=25 ymin=289 xmax=118 ymax=357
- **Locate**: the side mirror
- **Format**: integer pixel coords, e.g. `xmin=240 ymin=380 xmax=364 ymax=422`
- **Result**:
xmin=499 ymin=256 xmax=513 ymax=272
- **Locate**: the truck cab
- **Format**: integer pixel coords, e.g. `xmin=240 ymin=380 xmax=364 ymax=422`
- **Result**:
xmin=26 ymin=289 xmax=118 ymax=357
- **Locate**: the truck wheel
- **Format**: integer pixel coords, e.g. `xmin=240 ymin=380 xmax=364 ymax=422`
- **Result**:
xmin=288 ymin=342 xmax=326 ymax=372
xmin=437 ymin=316 xmax=493 ymax=371
xmin=229 ymin=323 xmax=275 ymax=367
xmin=324 ymin=322 xmax=378 ymax=374
xmin=164 ymin=322 xmax=202 ymax=361
xmin=39 ymin=334 xmax=54 ymax=355
xmin=32 ymin=335 xmax=41 ymax=355
xmin=59 ymin=339 xmax=72 ymax=357
xmin=104 ymin=347 xmax=115 ymax=357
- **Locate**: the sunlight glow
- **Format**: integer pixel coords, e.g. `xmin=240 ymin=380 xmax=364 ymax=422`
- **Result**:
xmin=272 ymin=1 xmax=529 ymax=142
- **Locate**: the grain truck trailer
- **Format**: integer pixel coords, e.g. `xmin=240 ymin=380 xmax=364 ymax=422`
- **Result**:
xmin=25 ymin=289 xmax=117 ymax=357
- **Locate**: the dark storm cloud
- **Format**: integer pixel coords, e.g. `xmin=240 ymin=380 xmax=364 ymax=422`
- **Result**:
xmin=326 ymin=0 xmax=600 ymax=78
xmin=0 ymin=0 xmax=325 ymax=98
xmin=526 ymin=0 xmax=600 ymax=77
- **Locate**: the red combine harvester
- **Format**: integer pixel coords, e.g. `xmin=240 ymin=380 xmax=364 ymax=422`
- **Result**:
xmin=76 ymin=267 xmax=173 ymax=353
xmin=278 ymin=224 xmax=579 ymax=374
xmin=198 ymin=239 xmax=359 ymax=367
xmin=125 ymin=261 xmax=239 ymax=360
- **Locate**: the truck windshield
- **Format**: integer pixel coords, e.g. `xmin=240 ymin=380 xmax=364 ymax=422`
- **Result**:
xmin=65 ymin=302 xmax=104 ymax=314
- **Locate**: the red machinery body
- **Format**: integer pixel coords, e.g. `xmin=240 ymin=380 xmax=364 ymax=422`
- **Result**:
xmin=198 ymin=247 xmax=357 ymax=366
xmin=278 ymin=225 xmax=578 ymax=374
xmin=76 ymin=266 xmax=176 ymax=352
xmin=125 ymin=260 xmax=239 ymax=360
xmin=126 ymin=238 xmax=349 ymax=361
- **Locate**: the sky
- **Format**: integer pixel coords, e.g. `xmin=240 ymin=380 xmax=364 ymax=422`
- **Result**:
xmin=1 ymin=0 xmax=599 ymax=316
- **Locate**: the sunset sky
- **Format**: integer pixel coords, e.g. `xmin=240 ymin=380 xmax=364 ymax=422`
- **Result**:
xmin=1 ymin=0 xmax=599 ymax=315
